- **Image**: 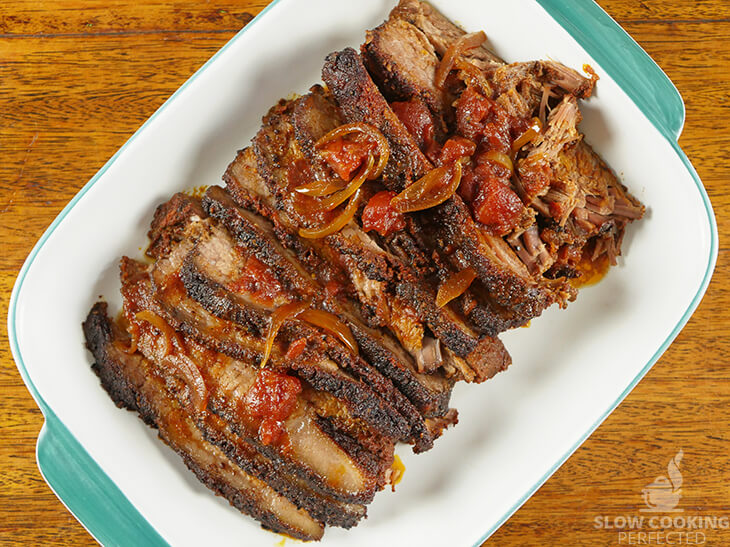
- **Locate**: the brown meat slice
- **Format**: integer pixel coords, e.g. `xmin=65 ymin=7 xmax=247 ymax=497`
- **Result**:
xmin=143 ymin=230 xmax=413 ymax=445
xmin=205 ymin=184 xmax=455 ymax=418
xmin=199 ymin=411 xmax=367 ymax=529
xmin=120 ymin=257 xmax=394 ymax=503
xmin=390 ymin=0 xmax=503 ymax=72
xmin=146 ymin=192 xmax=206 ymax=260
xmin=82 ymin=302 xmax=325 ymax=540
xmin=362 ymin=18 xmax=447 ymax=117
xmin=321 ymin=48 xmax=433 ymax=191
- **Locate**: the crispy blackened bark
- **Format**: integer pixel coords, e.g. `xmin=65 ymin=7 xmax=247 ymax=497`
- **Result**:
xmin=83 ymin=303 xmax=326 ymax=540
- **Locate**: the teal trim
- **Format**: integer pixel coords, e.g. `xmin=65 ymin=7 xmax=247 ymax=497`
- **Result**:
xmin=538 ymin=0 xmax=686 ymax=141
xmin=37 ymin=414 xmax=168 ymax=546
xmin=7 ymin=1 xmax=718 ymax=546
xmin=7 ymin=1 xmax=285 ymax=544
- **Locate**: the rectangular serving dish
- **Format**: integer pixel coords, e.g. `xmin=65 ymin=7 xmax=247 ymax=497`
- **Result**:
xmin=8 ymin=1 xmax=717 ymax=545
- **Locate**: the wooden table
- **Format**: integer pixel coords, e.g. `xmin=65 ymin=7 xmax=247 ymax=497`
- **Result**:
xmin=1 ymin=1 xmax=728 ymax=544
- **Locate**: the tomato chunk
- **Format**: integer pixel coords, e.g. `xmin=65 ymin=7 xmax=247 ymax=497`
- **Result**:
xmin=228 ymin=255 xmax=284 ymax=305
xmin=361 ymin=191 xmax=407 ymax=236
xmin=320 ymin=138 xmax=374 ymax=182
xmin=437 ymin=136 xmax=476 ymax=167
xmin=391 ymin=98 xmax=437 ymax=155
xmin=244 ymin=369 xmax=302 ymax=446
xmin=455 ymin=87 xmax=492 ymax=141
xmin=471 ymin=165 xmax=524 ymax=235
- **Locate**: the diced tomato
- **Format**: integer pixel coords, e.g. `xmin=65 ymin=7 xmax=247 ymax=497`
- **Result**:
xmin=244 ymin=369 xmax=302 ymax=446
xmin=471 ymin=165 xmax=524 ymax=235
xmin=391 ymin=98 xmax=437 ymax=155
xmin=320 ymin=138 xmax=374 ymax=182
xmin=258 ymin=418 xmax=285 ymax=446
xmin=228 ymin=255 xmax=284 ymax=305
xmin=361 ymin=191 xmax=407 ymax=236
xmin=517 ymin=157 xmax=553 ymax=198
xmin=285 ymin=337 xmax=308 ymax=360
xmin=455 ymin=87 xmax=492 ymax=141
xmin=458 ymin=164 xmax=479 ymax=202
xmin=481 ymin=121 xmax=512 ymax=155
xmin=437 ymin=136 xmax=476 ymax=167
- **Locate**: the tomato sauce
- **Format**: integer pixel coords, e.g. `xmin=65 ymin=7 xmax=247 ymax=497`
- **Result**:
xmin=470 ymin=164 xmax=524 ymax=235
xmin=319 ymin=138 xmax=374 ymax=182
xmin=391 ymin=98 xmax=440 ymax=161
xmin=437 ymin=137 xmax=476 ymax=167
xmin=228 ymin=254 xmax=285 ymax=305
xmin=570 ymin=251 xmax=610 ymax=288
xmin=243 ymin=369 xmax=302 ymax=446
xmin=361 ymin=191 xmax=407 ymax=236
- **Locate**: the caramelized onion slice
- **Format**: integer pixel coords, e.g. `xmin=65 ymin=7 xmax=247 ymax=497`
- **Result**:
xmin=294 ymin=178 xmax=346 ymax=197
xmin=166 ymin=353 xmax=208 ymax=414
xmin=298 ymin=309 xmax=359 ymax=355
xmin=315 ymin=123 xmax=390 ymax=180
xmin=116 ymin=323 xmax=139 ymax=355
xmin=389 ymin=454 xmax=406 ymax=492
xmin=390 ymin=161 xmax=462 ymax=213
xmin=436 ymin=267 xmax=478 ymax=308
xmin=135 ymin=309 xmax=183 ymax=356
xmin=134 ymin=310 xmax=207 ymax=414
xmin=454 ymin=57 xmax=493 ymax=97
xmin=435 ymin=31 xmax=487 ymax=89
xmin=260 ymin=301 xmax=310 ymax=369
xmin=298 ymin=188 xmax=363 ymax=239
xmin=316 ymin=154 xmax=374 ymax=212
xmin=483 ymin=150 xmax=514 ymax=173
xmin=511 ymin=118 xmax=544 ymax=158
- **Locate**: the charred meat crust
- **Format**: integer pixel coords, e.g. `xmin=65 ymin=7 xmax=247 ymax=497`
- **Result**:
xmin=121 ymin=259 xmax=386 ymax=504
xmin=146 ymin=192 xmax=206 ymax=260
xmin=83 ymin=303 xmax=325 ymax=540
xmin=292 ymin=84 xmax=345 ymax=164
xmin=362 ymin=18 xmax=446 ymax=117
xmin=322 ymin=47 xmax=432 ymax=191
xmin=206 ymin=396 xmax=379 ymax=506
xmin=180 ymin=250 xmax=269 ymax=336
xmin=198 ymin=411 xmax=368 ymax=529
xmin=421 ymin=197 xmax=556 ymax=318
xmin=206 ymin=185 xmax=453 ymax=421
xmin=147 ymin=248 xmax=413 ymax=443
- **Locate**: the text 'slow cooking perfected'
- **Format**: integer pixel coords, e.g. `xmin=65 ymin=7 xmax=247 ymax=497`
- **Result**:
xmin=83 ymin=0 xmax=644 ymax=540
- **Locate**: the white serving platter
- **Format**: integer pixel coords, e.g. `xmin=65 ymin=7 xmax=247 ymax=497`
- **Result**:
xmin=8 ymin=1 xmax=717 ymax=545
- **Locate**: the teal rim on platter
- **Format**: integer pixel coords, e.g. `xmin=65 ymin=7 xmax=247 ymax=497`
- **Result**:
xmin=7 ymin=1 xmax=718 ymax=545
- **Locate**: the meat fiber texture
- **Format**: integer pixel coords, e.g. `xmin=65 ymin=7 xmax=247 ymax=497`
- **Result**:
xmin=83 ymin=0 xmax=644 ymax=540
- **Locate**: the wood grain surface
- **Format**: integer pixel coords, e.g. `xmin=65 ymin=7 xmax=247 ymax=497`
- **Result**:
xmin=1 ymin=1 xmax=728 ymax=545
